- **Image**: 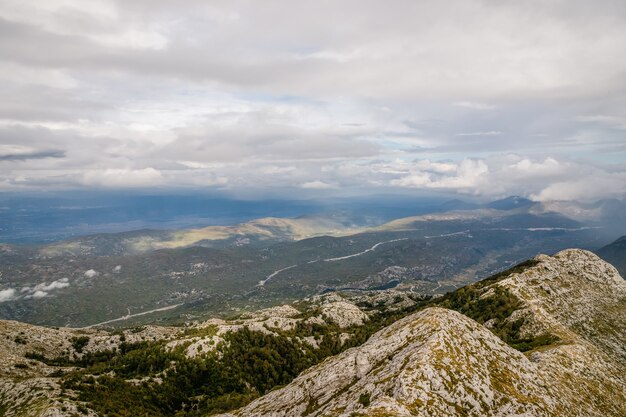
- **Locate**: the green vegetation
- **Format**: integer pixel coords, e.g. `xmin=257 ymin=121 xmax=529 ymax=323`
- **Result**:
xmin=24 ymin=259 xmax=559 ymax=415
xmin=358 ymin=392 xmax=371 ymax=407
xmin=58 ymin=328 xmax=360 ymax=416
xmin=71 ymin=336 xmax=90 ymax=353
xmin=0 ymin=210 xmax=593 ymax=328
xmin=435 ymin=260 xmax=558 ymax=351
xmin=29 ymin=296 xmax=430 ymax=416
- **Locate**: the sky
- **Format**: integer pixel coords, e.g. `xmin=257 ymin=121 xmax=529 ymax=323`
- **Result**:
xmin=1 ymin=0 xmax=625 ymax=201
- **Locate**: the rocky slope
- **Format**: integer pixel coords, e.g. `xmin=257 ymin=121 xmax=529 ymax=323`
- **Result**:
xmin=1 ymin=249 xmax=624 ymax=416
xmin=220 ymin=249 xmax=626 ymax=417
xmin=0 ymin=292 xmax=404 ymax=416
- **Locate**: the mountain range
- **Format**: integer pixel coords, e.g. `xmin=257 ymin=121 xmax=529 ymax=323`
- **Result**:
xmin=1 ymin=197 xmax=616 ymax=328
xmin=0 ymin=249 xmax=624 ymax=416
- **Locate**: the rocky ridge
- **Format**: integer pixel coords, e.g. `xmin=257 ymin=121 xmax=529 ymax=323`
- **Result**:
xmin=220 ymin=249 xmax=626 ymax=417
xmin=1 ymin=249 xmax=624 ymax=416
xmin=0 ymin=293 xmax=383 ymax=416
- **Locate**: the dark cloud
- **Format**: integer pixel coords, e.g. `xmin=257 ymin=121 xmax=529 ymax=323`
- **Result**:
xmin=0 ymin=149 xmax=65 ymax=161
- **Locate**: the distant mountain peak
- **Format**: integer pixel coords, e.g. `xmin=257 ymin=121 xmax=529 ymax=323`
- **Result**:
xmin=486 ymin=195 xmax=535 ymax=210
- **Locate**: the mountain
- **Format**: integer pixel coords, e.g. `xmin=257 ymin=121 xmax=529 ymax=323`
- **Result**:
xmin=486 ymin=195 xmax=535 ymax=210
xmin=1 ymin=249 xmax=624 ymax=416
xmin=221 ymin=249 xmax=626 ymax=417
xmin=0 ymin=289 xmax=427 ymax=416
xmin=437 ymin=199 xmax=481 ymax=212
xmin=35 ymin=214 xmax=363 ymax=257
xmin=597 ymin=235 xmax=626 ymax=276
xmin=531 ymin=198 xmax=626 ymax=233
xmin=0 ymin=208 xmax=605 ymax=327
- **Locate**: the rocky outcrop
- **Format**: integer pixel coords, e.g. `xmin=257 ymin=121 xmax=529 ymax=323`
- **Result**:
xmin=221 ymin=249 xmax=626 ymax=417
xmin=319 ymin=301 xmax=369 ymax=328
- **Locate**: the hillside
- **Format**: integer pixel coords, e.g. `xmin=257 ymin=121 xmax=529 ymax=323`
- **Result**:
xmin=0 ymin=290 xmax=430 ymax=416
xmin=221 ymin=249 xmax=626 ymax=417
xmin=0 ymin=208 xmax=605 ymax=328
xmin=597 ymin=235 xmax=626 ymax=276
xmin=37 ymin=215 xmax=362 ymax=257
xmin=0 ymin=249 xmax=624 ymax=416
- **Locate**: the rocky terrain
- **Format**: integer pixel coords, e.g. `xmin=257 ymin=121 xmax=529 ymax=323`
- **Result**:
xmin=220 ymin=249 xmax=626 ymax=417
xmin=0 ymin=249 xmax=624 ymax=416
xmin=0 ymin=289 xmax=424 ymax=416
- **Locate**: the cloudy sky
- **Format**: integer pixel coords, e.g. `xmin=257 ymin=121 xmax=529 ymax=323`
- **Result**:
xmin=1 ymin=0 xmax=625 ymax=201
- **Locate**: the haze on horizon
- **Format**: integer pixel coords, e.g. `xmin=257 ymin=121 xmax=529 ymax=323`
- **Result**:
xmin=1 ymin=0 xmax=626 ymax=202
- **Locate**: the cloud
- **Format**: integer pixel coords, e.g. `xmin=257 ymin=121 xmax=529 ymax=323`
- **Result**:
xmin=453 ymin=101 xmax=495 ymax=111
xmin=455 ymin=131 xmax=502 ymax=137
xmin=0 ymin=288 xmax=17 ymax=302
xmin=575 ymin=115 xmax=626 ymax=130
xmin=300 ymin=180 xmax=337 ymax=190
xmin=0 ymin=145 xmax=65 ymax=161
xmin=84 ymin=269 xmax=98 ymax=278
xmin=18 ymin=278 xmax=71 ymax=300
xmin=391 ymin=158 xmax=489 ymax=192
xmin=29 ymin=290 xmax=48 ymax=299
xmin=386 ymin=155 xmax=626 ymax=201
xmin=35 ymin=279 xmax=70 ymax=292
xmin=0 ymin=1 xmax=625 ymax=201
xmin=81 ymin=168 xmax=163 ymax=188
xmin=530 ymin=173 xmax=626 ymax=201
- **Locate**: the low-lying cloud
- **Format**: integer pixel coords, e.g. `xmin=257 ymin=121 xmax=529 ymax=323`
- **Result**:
xmin=21 ymin=278 xmax=71 ymax=299
xmin=0 ymin=278 xmax=71 ymax=302
xmin=0 ymin=288 xmax=16 ymax=302
xmin=84 ymin=269 xmax=98 ymax=278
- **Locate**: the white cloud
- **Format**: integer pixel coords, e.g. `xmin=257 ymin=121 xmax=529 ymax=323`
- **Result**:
xmin=0 ymin=288 xmax=17 ymax=302
xmin=81 ymin=168 xmax=163 ymax=188
xmin=300 ymin=180 xmax=336 ymax=190
xmin=391 ymin=173 xmax=430 ymax=188
xmin=388 ymin=155 xmax=626 ymax=201
xmin=531 ymin=173 xmax=626 ymax=202
xmin=453 ymin=101 xmax=495 ymax=110
xmin=455 ymin=131 xmax=502 ymax=137
xmin=575 ymin=115 xmax=626 ymax=130
xmin=84 ymin=269 xmax=99 ymax=278
xmin=113 ymin=265 xmax=122 ymax=273
xmin=29 ymin=290 xmax=48 ymax=299
xmin=35 ymin=279 xmax=70 ymax=292
xmin=17 ymin=278 xmax=71 ymax=301
xmin=0 ymin=1 xmax=624 ymax=201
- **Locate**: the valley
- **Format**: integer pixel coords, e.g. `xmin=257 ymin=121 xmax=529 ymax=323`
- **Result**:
xmin=0 ymin=202 xmax=612 ymax=328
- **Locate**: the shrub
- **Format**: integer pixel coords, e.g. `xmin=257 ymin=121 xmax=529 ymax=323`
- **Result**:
xmin=71 ymin=336 xmax=91 ymax=353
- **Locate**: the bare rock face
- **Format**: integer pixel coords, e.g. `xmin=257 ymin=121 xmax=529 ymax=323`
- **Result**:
xmin=221 ymin=249 xmax=626 ymax=417
xmin=499 ymin=249 xmax=626 ymax=361
xmin=319 ymin=301 xmax=369 ymax=328
xmin=221 ymin=308 xmax=559 ymax=416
